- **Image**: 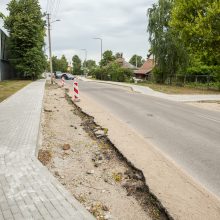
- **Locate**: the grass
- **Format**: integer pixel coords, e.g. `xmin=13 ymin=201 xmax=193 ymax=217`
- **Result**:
xmin=133 ymin=82 xmax=220 ymax=95
xmin=90 ymin=78 xmax=220 ymax=94
xmin=0 ymin=80 xmax=32 ymax=102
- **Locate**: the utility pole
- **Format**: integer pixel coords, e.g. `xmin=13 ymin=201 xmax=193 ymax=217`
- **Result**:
xmin=81 ymin=49 xmax=87 ymax=77
xmin=47 ymin=13 xmax=53 ymax=83
xmin=100 ymin=38 xmax=103 ymax=61
xmin=135 ymin=55 xmax=137 ymax=68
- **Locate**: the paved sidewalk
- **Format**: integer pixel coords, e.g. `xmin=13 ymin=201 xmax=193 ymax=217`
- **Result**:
xmin=78 ymin=77 xmax=220 ymax=102
xmin=0 ymin=80 xmax=95 ymax=220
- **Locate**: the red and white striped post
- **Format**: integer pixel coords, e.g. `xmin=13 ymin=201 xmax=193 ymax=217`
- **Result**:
xmin=61 ymin=77 xmax=65 ymax=87
xmin=72 ymin=80 xmax=80 ymax=102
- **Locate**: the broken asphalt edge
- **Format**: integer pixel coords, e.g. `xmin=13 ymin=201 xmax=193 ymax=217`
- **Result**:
xmin=64 ymin=84 xmax=220 ymax=220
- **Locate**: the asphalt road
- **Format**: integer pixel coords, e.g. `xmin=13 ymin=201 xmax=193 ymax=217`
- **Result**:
xmin=75 ymin=81 xmax=220 ymax=197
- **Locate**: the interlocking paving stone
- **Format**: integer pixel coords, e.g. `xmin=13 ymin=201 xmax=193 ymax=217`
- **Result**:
xmin=0 ymin=80 xmax=95 ymax=220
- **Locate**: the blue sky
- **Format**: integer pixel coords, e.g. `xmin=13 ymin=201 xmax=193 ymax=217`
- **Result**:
xmin=0 ymin=0 xmax=156 ymax=64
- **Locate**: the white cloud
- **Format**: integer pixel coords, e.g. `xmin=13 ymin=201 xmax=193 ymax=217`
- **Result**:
xmin=0 ymin=0 xmax=156 ymax=63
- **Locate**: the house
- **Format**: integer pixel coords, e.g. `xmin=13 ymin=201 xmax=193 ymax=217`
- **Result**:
xmin=115 ymin=54 xmax=136 ymax=70
xmin=134 ymin=59 xmax=155 ymax=80
xmin=0 ymin=29 xmax=14 ymax=81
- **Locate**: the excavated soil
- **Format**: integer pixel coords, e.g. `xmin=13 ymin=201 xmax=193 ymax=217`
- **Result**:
xmin=38 ymin=82 xmax=170 ymax=220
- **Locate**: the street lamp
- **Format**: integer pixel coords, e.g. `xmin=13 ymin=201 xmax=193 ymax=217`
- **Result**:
xmin=80 ymin=49 xmax=87 ymax=76
xmin=51 ymin=19 xmax=61 ymax=24
xmin=93 ymin=37 xmax=103 ymax=64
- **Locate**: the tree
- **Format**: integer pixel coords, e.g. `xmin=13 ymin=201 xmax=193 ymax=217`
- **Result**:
xmin=59 ymin=55 xmax=68 ymax=72
xmin=129 ymin=55 xmax=145 ymax=68
xmin=72 ymin=55 xmax=83 ymax=75
xmin=3 ymin=0 xmax=46 ymax=79
xmin=83 ymin=59 xmax=96 ymax=72
xmin=147 ymin=0 xmax=188 ymax=83
xmin=51 ymin=55 xmax=68 ymax=72
xmin=115 ymin=52 xmax=123 ymax=59
xmin=52 ymin=56 xmax=59 ymax=72
xmin=170 ymin=0 xmax=220 ymax=65
xmin=100 ymin=50 xmax=116 ymax=66
xmin=91 ymin=62 xmax=132 ymax=82
xmin=0 ymin=12 xmax=5 ymax=19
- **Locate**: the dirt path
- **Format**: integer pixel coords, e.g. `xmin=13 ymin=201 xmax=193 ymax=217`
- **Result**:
xmin=38 ymin=82 xmax=169 ymax=220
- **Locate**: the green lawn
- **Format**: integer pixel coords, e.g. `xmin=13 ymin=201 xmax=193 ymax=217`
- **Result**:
xmin=0 ymin=80 xmax=32 ymax=102
xmin=135 ymin=82 xmax=220 ymax=95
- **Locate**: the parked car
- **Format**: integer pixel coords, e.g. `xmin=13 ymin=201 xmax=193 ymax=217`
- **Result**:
xmin=61 ymin=73 xmax=75 ymax=80
xmin=55 ymin=71 xmax=62 ymax=79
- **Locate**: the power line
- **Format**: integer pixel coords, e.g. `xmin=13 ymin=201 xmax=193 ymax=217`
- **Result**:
xmin=46 ymin=0 xmax=49 ymax=13
xmin=53 ymin=0 xmax=61 ymax=20
xmin=50 ymin=0 xmax=56 ymax=15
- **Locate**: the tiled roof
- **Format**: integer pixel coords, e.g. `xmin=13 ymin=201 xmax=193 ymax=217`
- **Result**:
xmin=134 ymin=59 xmax=155 ymax=75
xmin=116 ymin=58 xmax=136 ymax=69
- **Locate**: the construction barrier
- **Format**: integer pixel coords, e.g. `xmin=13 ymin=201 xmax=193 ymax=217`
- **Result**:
xmin=61 ymin=77 xmax=65 ymax=87
xmin=72 ymin=80 xmax=80 ymax=102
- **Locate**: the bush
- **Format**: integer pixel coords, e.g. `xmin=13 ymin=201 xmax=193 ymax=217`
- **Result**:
xmin=90 ymin=62 xmax=133 ymax=82
xmin=186 ymin=65 xmax=220 ymax=80
xmin=152 ymin=67 xmax=167 ymax=83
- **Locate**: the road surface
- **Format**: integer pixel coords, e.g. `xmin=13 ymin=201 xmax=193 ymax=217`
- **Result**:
xmin=75 ymin=81 xmax=220 ymax=198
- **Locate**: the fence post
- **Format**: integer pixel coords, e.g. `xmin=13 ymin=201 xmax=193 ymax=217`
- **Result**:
xmin=207 ymin=75 xmax=210 ymax=89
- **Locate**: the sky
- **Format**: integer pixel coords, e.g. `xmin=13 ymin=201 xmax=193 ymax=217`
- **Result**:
xmin=0 ymin=0 xmax=156 ymax=64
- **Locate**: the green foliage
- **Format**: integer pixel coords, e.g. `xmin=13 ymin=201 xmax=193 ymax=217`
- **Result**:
xmin=52 ymin=55 xmax=68 ymax=72
xmin=115 ymin=52 xmax=122 ymax=59
xmin=3 ymin=0 xmax=46 ymax=79
xmin=186 ymin=66 xmax=220 ymax=80
xmin=147 ymin=0 xmax=188 ymax=83
xmin=59 ymin=55 xmax=68 ymax=72
xmin=170 ymin=0 xmax=220 ymax=65
xmin=100 ymin=50 xmax=116 ymax=66
xmin=0 ymin=12 xmax=5 ymax=19
xmin=129 ymin=55 xmax=145 ymax=67
xmin=83 ymin=59 xmax=96 ymax=73
xmin=72 ymin=55 xmax=83 ymax=75
xmin=91 ymin=62 xmax=133 ymax=82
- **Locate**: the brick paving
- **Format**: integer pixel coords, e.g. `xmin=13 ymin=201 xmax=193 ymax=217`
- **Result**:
xmin=0 ymin=80 xmax=95 ymax=220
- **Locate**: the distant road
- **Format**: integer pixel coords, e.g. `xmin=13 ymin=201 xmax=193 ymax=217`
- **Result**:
xmin=73 ymin=80 xmax=220 ymax=197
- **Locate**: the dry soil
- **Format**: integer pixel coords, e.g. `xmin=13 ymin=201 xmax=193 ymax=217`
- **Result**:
xmin=38 ymin=82 xmax=169 ymax=220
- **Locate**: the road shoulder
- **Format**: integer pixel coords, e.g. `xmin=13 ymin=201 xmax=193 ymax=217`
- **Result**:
xmin=75 ymin=91 xmax=220 ymax=220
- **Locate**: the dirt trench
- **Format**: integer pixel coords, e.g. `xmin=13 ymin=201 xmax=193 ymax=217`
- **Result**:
xmin=38 ymin=82 xmax=172 ymax=220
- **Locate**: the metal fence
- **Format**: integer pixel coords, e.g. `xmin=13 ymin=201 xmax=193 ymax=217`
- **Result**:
xmin=165 ymin=74 xmax=220 ymax=90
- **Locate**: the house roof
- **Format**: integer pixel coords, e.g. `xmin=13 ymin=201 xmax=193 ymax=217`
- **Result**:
xmin=134 ymin=59 xmax=155 ymax=75
xmin=116 ymin=58 xmax=136 ymax=69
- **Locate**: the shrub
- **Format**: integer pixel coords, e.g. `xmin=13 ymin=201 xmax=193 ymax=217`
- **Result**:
xmin=90 ymin=62 xmax=133 ymax=82
xmin=186 ymin=65 xmax=220 ymax=80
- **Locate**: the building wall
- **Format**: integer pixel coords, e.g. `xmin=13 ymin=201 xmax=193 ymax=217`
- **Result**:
xmin=0 ymin=29 xmax=14 ymax=81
